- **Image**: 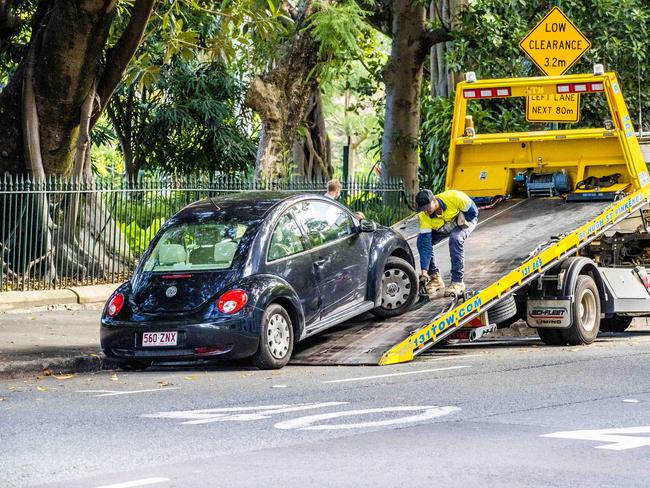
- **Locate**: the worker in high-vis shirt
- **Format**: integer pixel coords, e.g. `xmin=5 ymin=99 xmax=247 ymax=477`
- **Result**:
xmin=415 ymin=189 xmax=479 ymax=297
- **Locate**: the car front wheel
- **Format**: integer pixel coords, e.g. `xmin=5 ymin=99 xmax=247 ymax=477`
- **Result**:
xmin=252 ymin=303 xmax=294 ymax=369
xmin=371 ymin=256 xmax=418 ymax=318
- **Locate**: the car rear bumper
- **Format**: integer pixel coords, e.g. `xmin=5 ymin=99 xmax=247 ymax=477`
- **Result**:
xmin=100 ymin=317 xmax=259 ymax=363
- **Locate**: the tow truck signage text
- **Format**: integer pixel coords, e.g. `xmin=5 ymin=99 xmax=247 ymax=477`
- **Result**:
xmin=413 ymin=296 xmax=483 ymax=348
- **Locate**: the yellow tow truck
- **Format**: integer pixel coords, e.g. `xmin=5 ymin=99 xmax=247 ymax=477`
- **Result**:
xmin=292 ymin=71 xmax=650 ymax=366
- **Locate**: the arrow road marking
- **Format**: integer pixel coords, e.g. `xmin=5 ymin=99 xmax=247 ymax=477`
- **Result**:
xmin=542 ymin=426 xmax=650 ymax=450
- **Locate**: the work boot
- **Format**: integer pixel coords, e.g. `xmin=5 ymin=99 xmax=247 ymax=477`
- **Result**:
xmin=426 ymin=273 xmax=445 ymax=297
xmin=445 ymin=282 xmax=466 ymax=297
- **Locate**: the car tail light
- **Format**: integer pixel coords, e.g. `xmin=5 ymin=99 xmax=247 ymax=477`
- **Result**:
xmin=217 ymin=289 xmax=248 ymax=314
xmin=106 ymin=293 xmax=125 ymax=318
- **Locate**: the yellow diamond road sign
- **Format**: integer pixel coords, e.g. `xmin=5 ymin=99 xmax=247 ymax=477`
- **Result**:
xmin=519 ymin=7 xmax=591 ymax=76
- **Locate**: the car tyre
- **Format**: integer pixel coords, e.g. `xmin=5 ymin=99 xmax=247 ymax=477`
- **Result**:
xmin=252 ymin=303 xmax=294 ymax=370
xmin=599 ymin=315 xmax=633 ymax=333
xmin=371 ymin=257 xmax=418 ymax=318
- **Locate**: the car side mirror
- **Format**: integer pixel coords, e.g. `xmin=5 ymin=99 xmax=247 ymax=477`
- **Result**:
xmin=359 ymin=219 xmax=377 ymax=232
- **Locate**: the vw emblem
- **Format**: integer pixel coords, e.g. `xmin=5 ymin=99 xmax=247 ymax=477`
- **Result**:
xmin=166 ymin=286 xmax=178 ymax=298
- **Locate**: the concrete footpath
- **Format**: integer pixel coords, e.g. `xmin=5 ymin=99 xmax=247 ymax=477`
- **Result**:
xmin=0 ymin=285 xmax=118 ymax=378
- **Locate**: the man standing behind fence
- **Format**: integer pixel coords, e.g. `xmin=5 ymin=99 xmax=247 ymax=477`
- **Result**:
xmin=324 ymin=180 xmax=342 ymax=200
xmin=324 ymin=179 xmax=365 ymax=220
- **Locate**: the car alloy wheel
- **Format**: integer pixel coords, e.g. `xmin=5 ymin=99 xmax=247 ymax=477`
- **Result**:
xmin=266 ymin=313 xmax=291 ymax=359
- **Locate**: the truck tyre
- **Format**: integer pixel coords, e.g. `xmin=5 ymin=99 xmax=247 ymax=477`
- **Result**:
xmin=600 ymin=315 xmax=633 ymax=333
xmin=371 ymin=257 xmax=418 ymax=318
xmin=563 ymin=275 xmax=600 ymax=345
xmin=537 ymin=328 xmax=567 ymax=346
xmin=252 ymin=304 xmax=294 ymax=369
xmin=488 ymin=295 xmax=518 ymax=327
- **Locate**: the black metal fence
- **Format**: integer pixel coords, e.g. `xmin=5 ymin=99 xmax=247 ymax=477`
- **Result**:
xmin=0 ymin=175 xmax=412 ymax=291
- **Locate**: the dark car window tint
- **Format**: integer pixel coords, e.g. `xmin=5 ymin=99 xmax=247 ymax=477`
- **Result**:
xmin=142 ymin=222 xmax=248 ymax=272
xmin=293 ymin=201 xmax=353 ymax=247
xmin=268 ymin=214 xmax=305 ymax=261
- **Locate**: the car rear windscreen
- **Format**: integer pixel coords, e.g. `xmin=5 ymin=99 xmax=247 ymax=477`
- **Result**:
xmin=142 ymin=221 xmax=250 ymax=272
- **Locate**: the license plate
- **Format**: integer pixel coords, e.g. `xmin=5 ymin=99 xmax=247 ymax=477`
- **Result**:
xmin=142 ymin=331 xmax=177 ymax=347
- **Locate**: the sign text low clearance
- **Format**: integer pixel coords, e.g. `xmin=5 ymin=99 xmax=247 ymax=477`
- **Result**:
xmin=519 ymin=7 xmax=591 ymax=76
xmin=526 ymin=93 xmax=580 ymax=123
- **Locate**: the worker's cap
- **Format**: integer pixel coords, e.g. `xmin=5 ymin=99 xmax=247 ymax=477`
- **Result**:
xmin=415 ymin=189 xmax=435 ymax=212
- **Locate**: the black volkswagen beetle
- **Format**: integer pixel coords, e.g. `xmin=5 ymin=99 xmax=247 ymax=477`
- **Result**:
xmin=101 ymin=192 xmax=417 ymax=369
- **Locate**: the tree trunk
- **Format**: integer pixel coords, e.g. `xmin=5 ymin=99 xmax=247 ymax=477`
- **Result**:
xmin=293 ymin=89 xmax=333 ymax=180
xmin=430 ymin=0 xmax=467 ymax=98
xmin=0 ymin=0 xmax=153 ymax=285
xmin=380 ymin=1 xmax=450 ymax=197
xmin=246 ymin=0 xmax=326 ymax=181
xmin=380 ymin=0 xmax=428 ymax=197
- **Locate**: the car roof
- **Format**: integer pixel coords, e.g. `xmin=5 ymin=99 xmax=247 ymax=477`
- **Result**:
xmin=170 ymin=191 xmax=334 ymax=224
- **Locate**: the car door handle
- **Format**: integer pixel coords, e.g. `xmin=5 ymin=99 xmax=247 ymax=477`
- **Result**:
xmin=314 ymin=258 xmax=326 ymax=267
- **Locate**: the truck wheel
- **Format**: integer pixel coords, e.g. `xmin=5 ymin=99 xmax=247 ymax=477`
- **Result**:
xmin=537 ymin=328 xmax=567 ymax=346
xmin=563 ymin=275 xmax=600 ymax=345
xmin=600 ymin=315 xmax=633 ymax=333
xmin=371 ymin=257 xmax=418 ymax=318
xmin=252 ymin=304 xmax=294 ymax=369
xmin=488 ymin=295 xmax=518 ymax=327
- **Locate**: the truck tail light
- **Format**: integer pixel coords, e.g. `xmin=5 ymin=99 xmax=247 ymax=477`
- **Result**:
xmin=557 ymin=82 xmax=604 ymax=94
xmin=463 ymin=87 xmax=511 ymax=99
xmin=217 ymin=289 xmax=248 ymax=314
xmin=106 ymin=293 xmax=125 ymax=318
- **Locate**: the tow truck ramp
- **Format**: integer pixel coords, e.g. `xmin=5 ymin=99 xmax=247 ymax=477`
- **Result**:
xmin=294 ymin=71 xmax=650 ymax=366
xmin=291 ymin=194 xmax=647 ymax=365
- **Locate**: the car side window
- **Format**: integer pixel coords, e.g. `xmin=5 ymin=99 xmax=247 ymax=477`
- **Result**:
xmin=292 ymin=201 xmax=354 ymax=248
xmin=268 ymin=214 xmax=306 ymax=261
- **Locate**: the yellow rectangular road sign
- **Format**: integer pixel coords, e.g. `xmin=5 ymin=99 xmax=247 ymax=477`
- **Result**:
xmin=519 ymin=7 xmax=591 ymax=76
xmin=526 ymin=93 xmax=580 ymax=123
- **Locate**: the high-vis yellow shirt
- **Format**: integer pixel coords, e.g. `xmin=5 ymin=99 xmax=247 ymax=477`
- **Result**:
xmin=419 ymin=190 xmax=476 ymax=233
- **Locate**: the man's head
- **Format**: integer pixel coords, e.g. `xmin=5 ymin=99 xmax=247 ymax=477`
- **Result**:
xmin=326 ymin=179 xmax=342 ymax=199
xmin=415 ymin=189 xmax=440 ymax=214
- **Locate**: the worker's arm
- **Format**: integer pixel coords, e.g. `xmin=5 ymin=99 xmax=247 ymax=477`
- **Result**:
xmin=461 ymin=199 xmax=479 ymax=221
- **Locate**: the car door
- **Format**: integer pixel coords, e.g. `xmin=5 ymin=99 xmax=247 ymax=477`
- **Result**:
xmin=292 ymin=200 xmax=370 ymax=321
xmin=264 ymin=212 xmax=320 ymax=327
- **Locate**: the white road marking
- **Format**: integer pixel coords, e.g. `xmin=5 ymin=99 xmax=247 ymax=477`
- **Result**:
xmin=95 ymin=478 xmax=169 ymax=488
xmin=143 ymin=402 xmax=348 ymax=425
xmin=623 ymin=399 xmax=640 ymax=403
xmin=271 ymin=385 xmax=288 ymax=388
xmin=542 ymin=427 xmax=650 ymax=451
xmin=424 ymin=353 xmax=482 ymax=362
xmin=274 ymin=406 xmax=461 ymax=430
xmin=78 ymin=388 xmax=179 ymax=397
xmin=321 ymin=365 xmax=471 ymax=384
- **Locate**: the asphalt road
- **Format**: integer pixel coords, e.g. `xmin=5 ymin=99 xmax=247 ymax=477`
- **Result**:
xmin=2 ymin=321 xmax=650 ymax=488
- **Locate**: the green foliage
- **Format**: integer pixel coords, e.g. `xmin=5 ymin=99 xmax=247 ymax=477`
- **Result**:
xmin=421 ymin=0 xmax=650 ymax=191
xmin=306 ymin=0 xmax=372 ymax=80
xmin=143 ymin=59 xmax=257 ymax=174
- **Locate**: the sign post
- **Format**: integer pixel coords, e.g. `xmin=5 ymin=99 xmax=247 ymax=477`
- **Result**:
xmin=519 ymin=7 xmax=591 ymax=124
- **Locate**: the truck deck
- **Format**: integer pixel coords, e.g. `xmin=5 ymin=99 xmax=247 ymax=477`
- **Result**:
xmin=291 ymin=197 xmax=619 ymax=365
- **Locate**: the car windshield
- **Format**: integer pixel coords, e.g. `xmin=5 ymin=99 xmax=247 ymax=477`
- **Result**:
xmin=142 ymin=221 xmax=250 ymax=272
